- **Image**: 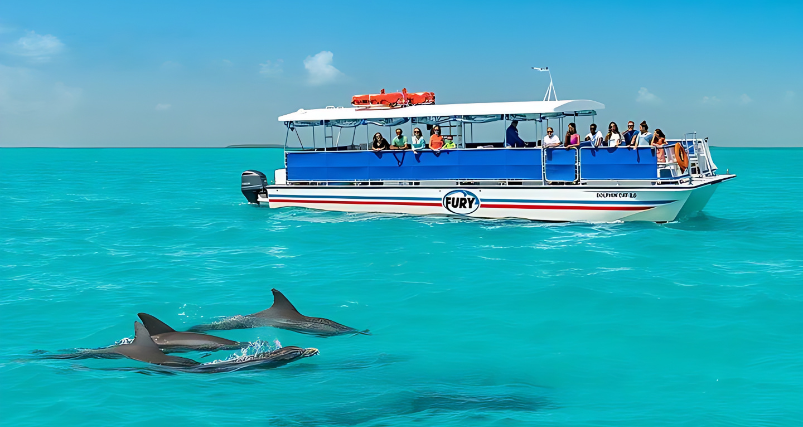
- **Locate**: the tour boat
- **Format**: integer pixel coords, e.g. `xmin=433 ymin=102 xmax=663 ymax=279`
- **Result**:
xmin=241 ymin=92 xmax=734 ymax=222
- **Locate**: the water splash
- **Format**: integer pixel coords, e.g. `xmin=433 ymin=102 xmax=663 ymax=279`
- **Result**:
xmin=115 ymin=337 xmax=133 ymax=345
xmin=206 ymin=339 xmax=282 ymax=365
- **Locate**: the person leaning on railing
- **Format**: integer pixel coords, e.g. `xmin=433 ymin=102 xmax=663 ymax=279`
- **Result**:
xmin=652 ymin=129 xmax=667 ymax=163
xmin=410 ymin=128 xmax=427 ymax=151
xmin=636 ymin=121 xmax=653 ymax=148
xmin=371 ymin=132 xmax=390 ymax=151
xmin=390 ymin=128 xmax=410 ymax=150
xmin=584 ymin=123 xmax=604 ymax=147
xmin=623 ymin=121 xmax=639 ymax=148
xmin=429 ymin=125 xmax=445 ymax=151
xmin=605 ymin=122 xmax=622 ymax=147
xmin=543 ymin=127 xmax=562 ymax=147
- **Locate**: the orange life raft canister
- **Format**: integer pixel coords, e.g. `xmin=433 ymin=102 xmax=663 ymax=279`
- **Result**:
xmin=351 ymin=88 xmax=435 ymax=107
xmin=675 ymin=143 xmax=689 ymax=173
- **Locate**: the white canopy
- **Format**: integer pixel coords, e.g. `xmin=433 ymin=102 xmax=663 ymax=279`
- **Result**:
xmin=278 ymin=99 xmax=604 ymax=122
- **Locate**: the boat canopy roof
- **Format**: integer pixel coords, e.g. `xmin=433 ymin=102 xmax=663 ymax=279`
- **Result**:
xmin=278 ymin=99 xmax=604 ymax=124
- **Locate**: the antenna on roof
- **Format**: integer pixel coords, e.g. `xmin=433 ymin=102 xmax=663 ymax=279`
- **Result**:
xmin=532 ymin=67 xmax=558 ymax=102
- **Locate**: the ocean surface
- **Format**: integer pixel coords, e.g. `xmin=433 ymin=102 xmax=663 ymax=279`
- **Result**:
xmin=1 ymin=147 xmax=801 ymax=426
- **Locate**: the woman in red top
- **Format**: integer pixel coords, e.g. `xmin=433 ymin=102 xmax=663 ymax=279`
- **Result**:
xmin=429 ymin=125 xmax=444 ymax=150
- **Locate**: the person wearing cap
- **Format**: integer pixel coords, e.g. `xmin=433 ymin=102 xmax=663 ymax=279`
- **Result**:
xmin=505 ymin=120 xmax=526 ymax=148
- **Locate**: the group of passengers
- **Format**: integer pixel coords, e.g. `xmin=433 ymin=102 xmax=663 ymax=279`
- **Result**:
xmin=371 ymin=126 xmax=456 ymax=152
xmin=537 ymin=120 xmax=670 ymax=162
xmin=371 ymin=120 xmax=670 ymax=162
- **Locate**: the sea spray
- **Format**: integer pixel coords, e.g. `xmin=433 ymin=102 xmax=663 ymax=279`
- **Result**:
xmin=207 ymin=339 xmax=283 ymax=365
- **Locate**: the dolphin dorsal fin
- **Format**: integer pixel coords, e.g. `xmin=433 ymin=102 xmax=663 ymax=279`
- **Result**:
xmin=138 ymin=313 xmax=176 ymax=335
xmin=131 ymin=322 xmax=162 ymax=350
xmin=254 ymin=289 xmax=304 ymax=319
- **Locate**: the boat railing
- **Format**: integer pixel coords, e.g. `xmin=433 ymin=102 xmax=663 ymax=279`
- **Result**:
xmin=283 ymin=145 xmax=701 ymax=184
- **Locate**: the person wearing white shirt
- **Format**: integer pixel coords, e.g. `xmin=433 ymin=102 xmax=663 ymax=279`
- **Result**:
xmin=604 ymin=122 xmax=622 ymax=147
xmin=584 ymin=123 xmax=604 ymax=147
xmin=543 ymin=127 xmax=561 ymax=147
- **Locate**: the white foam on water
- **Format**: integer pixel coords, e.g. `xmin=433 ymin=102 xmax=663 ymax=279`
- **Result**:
xmin=206 ymin=339 xmax=282 ymax=365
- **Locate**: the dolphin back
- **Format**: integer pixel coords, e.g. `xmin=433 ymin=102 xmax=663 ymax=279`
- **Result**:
xmin=115 ymin=322 xmax=200 ymax=367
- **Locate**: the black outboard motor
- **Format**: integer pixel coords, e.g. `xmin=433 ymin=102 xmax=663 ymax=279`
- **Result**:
xmin=241 ymin=170 xmax=268 ymax=205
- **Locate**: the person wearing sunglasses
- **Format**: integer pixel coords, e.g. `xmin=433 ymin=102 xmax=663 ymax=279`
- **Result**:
xmin=543 ymin=127 xmax=561 ymax=147
xmin=411 ymin=128 xmax=426 ymax=151
xmin=390 ymin=128 xmax=409 ymax=150
xmin=371 ymin=132 xmax=390 ymax=151
xmin=623 ymin=121 xmax=639 ymax=148
xmin=429 ymin=125 xmax=445 ymax=150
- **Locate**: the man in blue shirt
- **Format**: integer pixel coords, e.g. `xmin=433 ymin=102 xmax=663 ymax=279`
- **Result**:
xmin=623 ymin=121 xmax=640 ymax=147
xmin=505 ymin=120 xmax=526 ymax=147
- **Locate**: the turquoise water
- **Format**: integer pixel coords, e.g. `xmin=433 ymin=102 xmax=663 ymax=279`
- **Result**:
xmin=1 ymin=148 xmax=801 ymax=426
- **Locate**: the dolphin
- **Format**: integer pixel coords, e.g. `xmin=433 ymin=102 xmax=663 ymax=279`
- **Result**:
xmin=35 ymin=322 xmax=200 ymax=364
xmin=180 ymin=346 xmax=319 ymax=373
xmin=187 ymin=288 xmax=369 ymax=337
xmin=44 ymin=322 xmax=201 ymax=366
xmin=137 ymin=313 xmax=248 ymax=352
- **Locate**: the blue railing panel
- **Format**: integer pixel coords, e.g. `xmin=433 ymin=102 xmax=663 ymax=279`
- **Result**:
xmin=504 ymin=150 xmax=543 ymax=180
xmin=459 ymin=150 xmax=509 ymax=179
xmin=579 ymin=147 xmax=657 ymax=180
xmin=369 ymin=151 xmax=412 ymax=180
xmin=325 ymin=152 xmax=369 ymax=181
xmin=545 ymin=148 xmax=577 ymax=182
xmin=410 ymin=151 xmax=461 ymax=180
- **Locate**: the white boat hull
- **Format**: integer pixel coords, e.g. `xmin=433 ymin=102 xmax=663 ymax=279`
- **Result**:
xmin=260 ymin=175 xmax=734 ymax=222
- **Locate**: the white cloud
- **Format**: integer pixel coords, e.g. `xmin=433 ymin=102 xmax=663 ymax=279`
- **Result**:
xmin=8 ymin=31 xmax=64 ymax=62
xmin=303 ymin=51 xmax=343 ymax=85
xmin=739 ymin=94 xmax=753 ymax=105
xmin=160 ymin=61 xmax=181 ymax=70
xmin=636 ymin=87 xmax=660 ymax=104
xmin=701 ymin=96 xmax=721 ymax=105
xmin=784 ymin=91 xmax=795 ymax=102
xmin=259 ymin=59 xmax=283 ymax=77
xmin=155 ymin=103 xmax=171 ymax=111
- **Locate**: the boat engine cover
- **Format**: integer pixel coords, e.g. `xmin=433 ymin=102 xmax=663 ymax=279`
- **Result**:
xmin=241 ymin=170 xmax=267 ymax=204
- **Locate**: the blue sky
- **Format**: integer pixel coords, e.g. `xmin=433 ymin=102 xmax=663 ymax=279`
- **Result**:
xmin=1 ymin=0 xmax=800 ymax=147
